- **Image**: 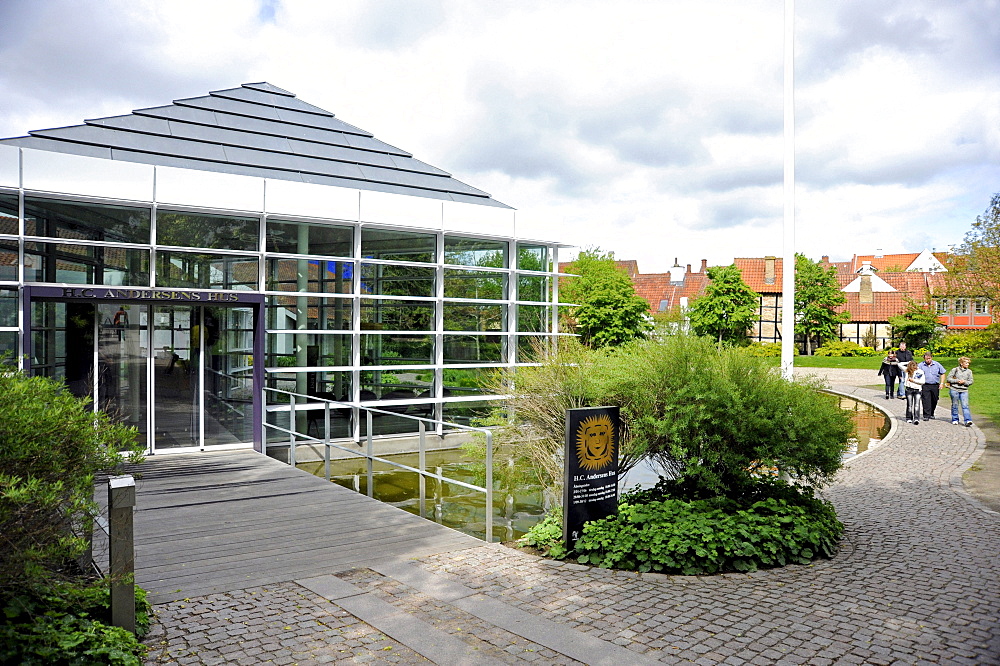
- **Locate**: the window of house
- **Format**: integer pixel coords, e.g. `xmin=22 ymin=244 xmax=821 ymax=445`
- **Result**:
xmin=953 ymin=298 xmax=968 ymax=315
xmin=974 ymin=300 xmax=989 ymax=315
xmin=935 ymin=299 xmax=950 ymax=314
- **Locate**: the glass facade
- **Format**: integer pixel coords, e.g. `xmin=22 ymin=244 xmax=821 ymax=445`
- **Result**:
xmin=1 ymin=184 xmax=562 ymax=447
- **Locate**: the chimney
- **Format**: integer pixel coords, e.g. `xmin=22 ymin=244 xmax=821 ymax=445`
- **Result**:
xmin=860 ymin=275 xmax=874 ymax=304
xmin=821 ymin=255 xmax=829 ymax=264
xmin=686 ymin=263 xmax=692 ymax=274
xmin=700 ymin=259 xmax=708 ymax=273
xmin=764 ymin=256 xmax=776 ymax=285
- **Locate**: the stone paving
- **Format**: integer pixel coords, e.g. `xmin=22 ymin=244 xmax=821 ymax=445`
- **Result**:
xmin=144 ymin=369 xmax=1000 ymax=665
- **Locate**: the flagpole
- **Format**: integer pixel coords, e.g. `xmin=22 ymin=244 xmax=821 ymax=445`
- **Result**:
xmin=781 ymin=0 xmax=796 ymax=381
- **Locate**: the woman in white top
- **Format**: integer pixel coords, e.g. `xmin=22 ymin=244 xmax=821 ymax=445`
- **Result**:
xmin=903 ymin=360 xmax=925 ymax=424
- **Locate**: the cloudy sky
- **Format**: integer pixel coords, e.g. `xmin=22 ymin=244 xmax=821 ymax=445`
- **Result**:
xmin=1 ymin=0 xmax=997 ymax=273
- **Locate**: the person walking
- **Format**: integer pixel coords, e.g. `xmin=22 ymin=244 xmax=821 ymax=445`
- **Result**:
xmin=918 ymin=352 xmax=946 ymax=421
xmin=878 ymin=349 xmax=900 ymax=400
xmin=946 ymin=357 xmax=974 ymax=427
xmin=894 ymin=341 xmax=914 ymax=399
xmin=903 ymin=360 xmax=925 ymax=425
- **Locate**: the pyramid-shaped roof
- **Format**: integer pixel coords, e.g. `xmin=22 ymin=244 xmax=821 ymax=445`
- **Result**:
xmin=0 ymin=82 xmax=509 ymax=208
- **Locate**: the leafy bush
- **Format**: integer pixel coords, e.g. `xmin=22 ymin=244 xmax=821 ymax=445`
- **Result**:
xmin=488 ymin=334 xmax=853 ymax=500
xmin=0 ymin=580 xmax=150 ymax=664
xmin=932 ymin=327 xmax=999 ymax=357
xmin=814 ymin=341 xmax=880 ymax=357
xmin=573 ymin=480 xmax=843 ymax=574
xmin=1 ymin=371 xmax=143 ymax=592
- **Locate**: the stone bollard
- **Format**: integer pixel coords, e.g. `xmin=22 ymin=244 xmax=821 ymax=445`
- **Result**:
xmin=108 ymin=475 xmax=136 ymax=635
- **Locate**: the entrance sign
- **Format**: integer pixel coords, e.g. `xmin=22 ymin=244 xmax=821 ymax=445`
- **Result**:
xmin=563 ymin=406 xmax=619 ymax=550
xmin=26 ymin=286 xmax=261 ymax=304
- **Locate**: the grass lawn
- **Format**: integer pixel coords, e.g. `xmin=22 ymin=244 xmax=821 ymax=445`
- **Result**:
xmin=782 ymin=355 xmax=999 ymax=426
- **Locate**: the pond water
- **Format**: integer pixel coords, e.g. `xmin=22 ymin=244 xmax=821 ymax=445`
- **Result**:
xmin=298 ymin=394 xmax=891 ymax=541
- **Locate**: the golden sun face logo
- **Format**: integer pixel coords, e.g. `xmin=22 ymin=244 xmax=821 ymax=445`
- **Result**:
xmin=575 ymin=414 xmax=615 ymax=471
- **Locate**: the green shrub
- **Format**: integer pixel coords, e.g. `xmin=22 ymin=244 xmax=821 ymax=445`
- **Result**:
xmin=573 ymin=482 xmax=843 ymax=574
xmin=814 ymin=341 xmax=880 ymax=357
xmin=743 ymin=342 xmax=795 ymax=357
xmin=933 ymin=330 xmax=990 ymax=357
xmin=0 ymin=371 xmax=143 ymax=592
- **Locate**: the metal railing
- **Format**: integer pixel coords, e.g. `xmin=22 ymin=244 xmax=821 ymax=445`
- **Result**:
xmin=262 ymin=388 xmax=496 ymax=542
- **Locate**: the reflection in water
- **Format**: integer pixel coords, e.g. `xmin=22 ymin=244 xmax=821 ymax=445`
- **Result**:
xmin=300 ymin=395 xmax=891 ymax=541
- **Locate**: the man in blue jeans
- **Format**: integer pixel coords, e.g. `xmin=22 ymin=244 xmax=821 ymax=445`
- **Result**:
xmin=919 ymin=352 xmax=946 ymax=420
xmin=947 ymin=357 xmax=974 ymax=427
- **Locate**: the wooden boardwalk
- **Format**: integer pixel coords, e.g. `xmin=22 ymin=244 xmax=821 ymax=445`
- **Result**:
xmin=96 ymin=450 xmax=482 ymax=604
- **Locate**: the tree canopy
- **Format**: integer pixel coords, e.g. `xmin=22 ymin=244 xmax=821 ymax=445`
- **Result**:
xmin=794 ymin=253 xmax=849 ymax=355
xmin=688 ymin=264 xmax=759 ymax=347
xmin=560 ymin=249 xmax=652 ymax=348
xmin=889 ymin=297 xmax=941 ymax=347
xmin=948 ymin=192 xmax=1000 ymax=306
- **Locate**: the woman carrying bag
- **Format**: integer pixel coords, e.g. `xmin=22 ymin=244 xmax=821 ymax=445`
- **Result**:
xmin=903 ymin=360 xmax=925 ymax=425
xmin=878 ymin=349 xmax=900 ymax=400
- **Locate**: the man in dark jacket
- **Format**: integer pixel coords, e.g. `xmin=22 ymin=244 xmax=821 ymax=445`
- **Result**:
xmin=894 ymin=342 xmax=913 ymax=399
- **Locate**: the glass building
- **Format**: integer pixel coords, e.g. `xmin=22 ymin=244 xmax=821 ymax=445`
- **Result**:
xmin=0 ymin=83 xmax=563 ymax=454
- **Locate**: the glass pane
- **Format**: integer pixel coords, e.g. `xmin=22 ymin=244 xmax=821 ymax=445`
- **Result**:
xmin=517 ymin=274 xmax=550 ymax=302
xmin=266 ymin=219 xmax=353 ymax=256
xmin=443 ymin=269 xmax=506 ymax=300
xmin=360 ymin=298 xmax=434 ymax=331
xmin=0 ymin=240 xmax=17 ymax=281
xmin=361 ymin=263 xmax=435 ymax=297
xmin=266 ymin=258 xmax=354 ymax=294
xmin=0 ymin=289 xmax=16 ymax=327
xmin=267 ymin=333 xmax=352 ymax=367
xmin=266 ymin=295 xmax=353 ymax=331
xmin=266 ymin=370 xmax=352 ymax=401
xmin=443 ymin=335 xmax=505 ymax=364
xmin=25 ymin=242 xmax=150 ymax=286
xmin=516 ymin=244 xmax=549 ymax=271
xmin=0 ymin=331 xmax=16 ymax=361
xmin=444 ymin=236 xmax=506 ymax=267
xmin=0 ymin=193 xmax=17 ymax=235
xmin=25 ymin=197 xmax=151 ymax=244
xmin=517 ymin=305 xmax=550 ymax=332
xmin=442 ymin=399 xmax=497 ymax=426
xmin=155 ymin=251 xmax=258 ymax=290
xmin=157 ymin=210 xmax=259 ymax=251
xmin=360 ymin=371 xmax=434 ymax=399
xmin=361 ymin=334 xmax=434 ymax=365
xmin=442 ymin=368 xmax=494 ymax=397
xmin=204 ymin=307 xmax=254 ymax=445
xmin=443 ymin=303 xmax=506 ymax=331
xmin=361 ymin=228 xmax=435 ymax=263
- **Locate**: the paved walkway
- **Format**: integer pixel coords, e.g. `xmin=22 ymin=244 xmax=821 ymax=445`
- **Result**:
xmin=143 ymin=370 xmax=1000 ymax=665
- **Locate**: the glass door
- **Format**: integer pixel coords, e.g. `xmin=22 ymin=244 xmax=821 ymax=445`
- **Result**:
xmin=203 ymin=306 xmax=254 ymax=446
xmin=97 ymin=303 xmax=148 ymax=450
xmin=152 ymin=305 xmax=199 ymax=450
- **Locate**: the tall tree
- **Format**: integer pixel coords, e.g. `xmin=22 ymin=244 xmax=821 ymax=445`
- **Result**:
xmin=560 ymin=248 xmax=652 ymax=348
xmin=947 ymin=192 xmax=1000 ymax=307
xmin=794 ymin=253 xmax=850 ymax=355
xmin=688 ymin=264 xmax=759 ymax=347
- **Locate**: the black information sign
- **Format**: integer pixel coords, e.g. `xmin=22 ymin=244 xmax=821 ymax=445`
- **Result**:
xmin=563 ymin=406 xmax=619 ymax=550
